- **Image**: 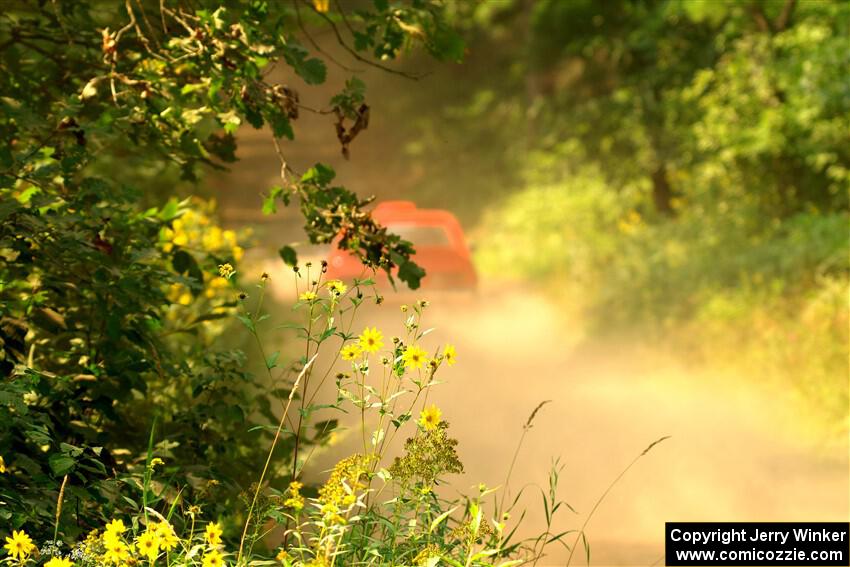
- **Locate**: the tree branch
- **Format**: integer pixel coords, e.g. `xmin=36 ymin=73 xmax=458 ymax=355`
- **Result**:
xmin=749 ymin=2 xmax=772 ymax=33
xmin=298 ymin=0 xmax=424 ymax=80
xmin=294 ymin=0 xmax=361 ymax=74
xmin=774 ymin=0 xmax=797 ymax=32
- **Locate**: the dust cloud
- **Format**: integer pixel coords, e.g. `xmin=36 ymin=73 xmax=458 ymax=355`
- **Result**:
xmin=257 ymin=272 xmax=849 ymax=567
xmin=209 ymin=51 xmax=848 ymax=566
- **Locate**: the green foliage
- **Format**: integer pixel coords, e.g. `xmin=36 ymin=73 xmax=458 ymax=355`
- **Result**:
xmin=433 ymin=0 xmax=850 ymax=418
xmin=0 ymin=0 xmax=462 ymax=538
xmin=521 ymin=0 xmax=849 ymax=216
xmin=477 ymin=168 xmax=849 ymax=418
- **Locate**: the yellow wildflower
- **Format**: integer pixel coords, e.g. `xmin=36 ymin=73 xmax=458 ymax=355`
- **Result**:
xmin=102 ymin=530 xmax=120 ymax=547
xmin=402 ymin=345 xmax=428 ymax=369
xmin=419 ymin=405 xmax=442 ymax=431
xmin=136 ymin=530 xmax=160 ymax=561
xmin=276 ymin=548 xmax=289 ymax=562
xmin=318 ymin=454 xmax=375 ymax=515
xmin=206 ymin=276 xmax=229 ymax=298
xmin=0 ymin=455 xmax=5 ymax=473
xmin=218 ymin=263 xmax=235 ymax=279
xmin=312 ymin=0 xmax=329 ymax=14
xmin=340 ymin=344 xmax=361 ymax=361
xmin=443 ymin=344 xmax=457 ymax=366
xmin=203 ymin=549 xmax=224 ymax=567
xmin=83 ymin=529 xmax=100 ymax=556
xmin=103 ymin=539 xmax=130 ymax=564
xmin=284 ymin=493 xmax=305 ymax=512
xmin=299 ymin=290 xmax=317 ymax=301
xmin=326 ymin=280 xmax=347 ymax=296
xmin=155 ymin=522 xmax=179 ymax=551
xmin=284 ymin=479 xmax=305 ymax=510
xmin=4 ymin=530 xmax=35 ymax=561
xmin=357 ymin=327 xmax=384 ymax=353
xmin=205 ymin=522 xmax=223 ymax=546
xmin=203 ymin=226 xmax=223 ymax=250
xmin=44 ymin=558 xmax=73 ymax=567
xmin=320 ymin=502 xmax=346 ymax=525
xmin=104 ymin=518 xmax=126 ymax=537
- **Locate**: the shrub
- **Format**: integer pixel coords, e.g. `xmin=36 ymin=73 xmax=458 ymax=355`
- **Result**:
xmin=475 ymin=170 xmax=850 ymax=421
xmin=0 ymin=0 xmax=461 ymax=536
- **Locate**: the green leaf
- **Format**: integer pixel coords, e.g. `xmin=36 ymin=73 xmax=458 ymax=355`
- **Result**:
xmin=283 ymin=44 xmax=327 ymax=85
xmin=219 ymin=110 xmax=241 ymax=134
xmin=299 ymin=58 xmax=327 ymax=85
xmin=429 ymin=25 xmax=465 ymax=63
xmin=300 ymin=163 xmax=336 ymax=185
xmin=59 ymin=443 xmax=84 ymax=457
xmin=313 ymin=419 xmax=338 ymax=442
xmin=397 ymin=258 xmax=425 ymax=290
xmin=48 ymin=453 xmax=76 ymax=476
xmin=236 ymin=314 xmax=256 ymax=333
xmin=270 ymin=113 xmax=294 ymax=140
xmin=278 ymin=245 xmax=298 ymax=267
xmin=429 ymin=505 xmax=458 ymax=533
xmin=0 ymin=199 xmax=22 ymax=223
xmin=266 ymin=351 xmax=280 ymax=369
xmin=157 ymin=198 xmax=183 ymax=221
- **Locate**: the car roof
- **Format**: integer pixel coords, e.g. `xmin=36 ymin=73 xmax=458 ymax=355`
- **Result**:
xmin=373 ymin=201 xmax=461 ymax=227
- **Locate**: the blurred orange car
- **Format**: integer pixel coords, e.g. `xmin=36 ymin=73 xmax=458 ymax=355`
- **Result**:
xmin=325 ymin=201 xmax=477 ymax=290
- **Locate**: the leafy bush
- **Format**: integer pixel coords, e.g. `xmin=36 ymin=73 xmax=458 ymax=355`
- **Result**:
xmin=0 ymin=0 xmax=463 ymax=537
xmin=465 ymin=0 xmax=849 ymax=423
xmin=476 ymin=169 xmax=849 ymax=420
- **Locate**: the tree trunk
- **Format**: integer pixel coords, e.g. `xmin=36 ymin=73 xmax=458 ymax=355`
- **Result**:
xmin=651 ymin=163 xmax=675 ymax=216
